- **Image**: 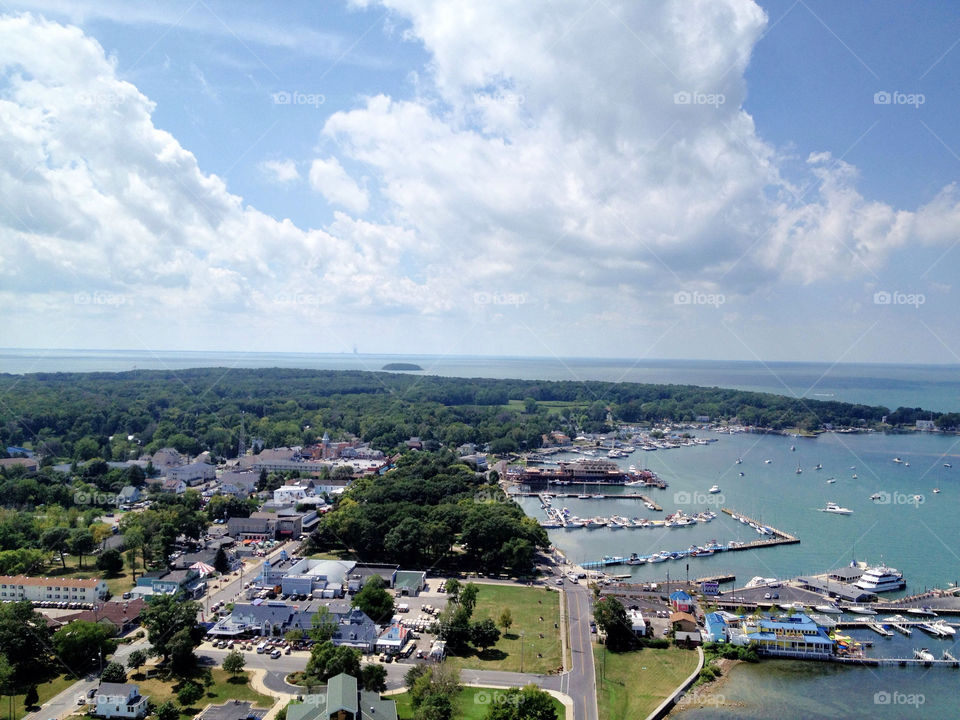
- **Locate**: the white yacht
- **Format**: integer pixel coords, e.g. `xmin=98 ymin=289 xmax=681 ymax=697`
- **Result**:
xmin=708 ymin=484 xmax=721 ymax=494
xmin=814 ymin=604 xmax=843 ymax=614
xmin=820 ymin=501 xmax=853 ymax=514
xmin=855 ymin=565 xmax=906 ymax=593
xmin=931 ymin=620 xmax=956 ymax=637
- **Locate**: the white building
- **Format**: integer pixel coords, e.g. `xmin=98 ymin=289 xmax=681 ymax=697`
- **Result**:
xmin=273 ymin=486 xmax=309 ymax=504
xmin=94 ymin=683 xmax=149 ymax=719
xmin=628 ymin=609 xmax=647 ymax=636
xmin=0 ymin=575 xmax=108 ymax=603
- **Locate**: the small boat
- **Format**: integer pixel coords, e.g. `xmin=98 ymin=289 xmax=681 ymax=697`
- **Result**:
xmin=791 ymin=445 xmax=796 ymax=451
xmin=796 ymin=466 xmax=803 ymax=474
xmin=933 ymin=488 xmax=941 ymax=494
xmin=827 ymin=478 xmax=836 ymax=484
xmin=814 ymin=604 xmax=843 ymax=614
xmin=945 ymin=463 xmax=953 ymax=468
xmin=932 ymin=620 xmax=956 ymax=636
xmin=708 ymin=484 xmax=721 ymax=494
xmin=915 ymin=648 xmax=935 ymax=663
xmin=893 ymin=457 xmax=903 ymax=464
xmin=738 ymin=471 xmax=745 ymax=476
xmin=852 ymin=474 xmax=858 ymax=479
xmin=764 ymin=459 xmax=772 ymax=464
xmin=820 ymin=502 xmax=853 ymax=515
xmin=869 ymin=492 xmax=882 ymax=500
xmin=735 ymin=457 xmax=742 ymax=464
xmin=907 ymin=607 xmax=938 ymax=617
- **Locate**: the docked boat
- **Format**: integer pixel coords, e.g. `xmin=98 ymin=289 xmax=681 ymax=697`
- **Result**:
xmin=819 ymin=502 xmax=853 ymax=515
xmin=931 ymin=620 xmax=956 ymax=636
xmin=585 ymin=518 xmax=607 ymax=529
xmin=915 ymin=648 xmax=935 ymax=663
xmin=907 ymin=607 xmax=938 ymax=617
xmin=855 ymin=565 xmax=906 ymax=593
xmin=626 ymin=553 xmax=645 ymax=565
xmin=708 ymin=484 xmax=721 ymax=494
xmin=845 ymin=605 xmax=877 ymax=615
xmin=814 ymin=604 xmax=843 ymax=614
xmin=644 ymin=501 xmax=657 ymax=511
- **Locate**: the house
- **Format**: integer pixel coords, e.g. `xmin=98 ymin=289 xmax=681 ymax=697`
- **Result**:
xmin=159 ymin=478 xmax=186 ymax=494
xmin=166 ymin=462 xmax=216 ymax=485
xmin=670 ymin=612 xmax=698 ymax=634
xmin=228 ymin=514 xmax=276 ymax=541
xmin=274 ymin=485 xmax=309 ymax=504
xmin=117 ymin=486 xmax=141 ymax=506
xmin=0 ymin=575 xmax=108 ymax=603
xmin=704 ymin=612 xmax=730 ymax=642
xmin=93 ymin=683 xmax=149 ymax=719
xmin=59 ymin=598 xmax=147 ymax=635
xmin=669 ymin=590 xmax=694 ymax=613
xmin=149 ymin=448 xmax=184 ymax=472
xmin=729 ymin=613 xmax=834 ymax=659
xmin=675 ymin=630 xmax=702 ymax=647
xmin=375 ymin=622 xmax=410 ymax=655
xmin=394 ymin=570 xmax=426 ymax=596
xmin=130 ymin=569 xmax=197 ymax=599
xmin=916 ymin=419 xmax=936 ymax=431
xmin=405 ymin=437 xmax=423 ymax=450
xmin=286 ymin=673 xmax=397 ymax=720
xmin=217 ymin=471 xmax=260 ymax=496
xmin=0 ymin=457 xmax=38 ymax=473
xmin=329 ymin=608 xmax=379 ymax=652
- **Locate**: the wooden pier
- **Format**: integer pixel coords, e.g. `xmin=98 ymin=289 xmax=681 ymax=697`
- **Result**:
xmin=721 ymin=508 xmax=800 ymax=543
xmin=521 ymin=490 xmax=663 ymax=509
xmin=696 ymin=574 xmax=736 ymax=584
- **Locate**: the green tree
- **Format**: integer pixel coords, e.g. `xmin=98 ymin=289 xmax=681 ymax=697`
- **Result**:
xmin=176 ymin=680 xmax=204 ymax=708
xmin=470 ymin=618 xmax=500 ymax=651
xmin=101 ymin=661 xmax=126 ymax=683
xmin=22 ymin=685 xmax=38 ymax=709
xmin=222 ymin=650 xmax=245 ymax=677
xmin=141 ymin=595 xmax=202 ymax=663
xmin=125 ymin=548 xmax=139 ymax=581
xmin=127 ymin=650 xmax=147 ymax=675
xmin=483 ymin=685 xmax=557 ymax=720
xmin=0 ymin=654 xmax=13 ymax=716
xmin=308 ymin=606 xmax=337 ymax=643
xmin=593 ymin=596 xmax=634 ymax=651
xmin=0 ymin=603 xmax=53 ymax=687
xmin=304 ymin=642 xmax=360 ymax=683
xmin=459 ymin=583 xmax=479 ymax=616
xmin=445 ymin=578 xmax=461 ymax=603
xmin=97 ymin=548 xmax=124 ymax=576
xmin=437 ymin=606 xmax=472 ymax=650
xmin=168 ymin=627 xmax=199 ymax=675
xmin=351 ymin=576 xmax=394 ymax=623
xmin=52 ymin=621 xmax=117 ymax=671
xmin=155 ymin=700 xmax=179 ymax=720
xmin=41 ymin=526 xmax=71 ymax=569
xmin=498 ymin=608 xmax=513 ymax=634
xmin=69 ymin=528 xmax=96 ymax=569
xmin=360 ymin=663 xmax=387 ymax=693
xmin=213 ymin=547 xmax=230 ymax=574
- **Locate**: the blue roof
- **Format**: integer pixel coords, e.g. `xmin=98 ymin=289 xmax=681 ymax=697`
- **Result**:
xmin=670 ymin=590 xmax=693 ymax=601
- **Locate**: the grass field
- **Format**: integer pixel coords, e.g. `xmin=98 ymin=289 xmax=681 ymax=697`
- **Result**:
xmin=134 ymin=668 xmax=274 ymax=720
xmin=445 ymin=584 xmax=563 ymax=674
xmin=11 ymin=673 xmax=77 ymax=720
xmin=392 ymin=686 xmax=565 ymax=720
xmin=593 ymin=645 xmax=700 ymax=720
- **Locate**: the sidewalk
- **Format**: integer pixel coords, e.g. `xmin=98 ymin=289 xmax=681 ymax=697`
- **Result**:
xmin=248 ymin=669 xmax=296 ymax=720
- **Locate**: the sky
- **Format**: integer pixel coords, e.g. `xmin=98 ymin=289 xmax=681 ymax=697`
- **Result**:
xmin=2 ymin=0 xmax=960 ymax=365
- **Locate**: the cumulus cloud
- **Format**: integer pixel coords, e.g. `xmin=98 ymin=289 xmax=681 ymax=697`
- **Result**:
xmin=260 ymin=159 xmax=300 ymax=183
xmin=308 ymin=157 xmax=369 ymax=213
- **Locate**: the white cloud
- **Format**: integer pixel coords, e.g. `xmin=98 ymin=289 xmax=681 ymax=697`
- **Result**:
xmin=259 ymin=159 xmax=300 ymax=183
xmin=308 ymin=156 xmax=369 ymax=213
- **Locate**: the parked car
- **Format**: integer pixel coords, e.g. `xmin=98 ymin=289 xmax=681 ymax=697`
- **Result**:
xmin=270 ymin=649 xmax=281 ymax=659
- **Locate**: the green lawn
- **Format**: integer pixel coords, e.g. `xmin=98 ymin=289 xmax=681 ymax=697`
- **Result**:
xmin=11 ymin=673 xmax=77 ymax=720
xmin=593 ymin=645 xmax=700 ymax=720
xmin=393 ymin=686 xmax=564 ymax=720
xmin=445 ymin=585 xmax=562 ymax=674
xmin=134 ymin=668 xmax=274 ymax=719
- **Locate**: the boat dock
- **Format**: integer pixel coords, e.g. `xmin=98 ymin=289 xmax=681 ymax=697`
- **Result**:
xmin=721 ymin=508 xmax=800 ymax=543
xmin=832 ymin=656 xmax=960 ymax=668
xmin=523 ymin=491 xmax=663 ymax=509
xmin=696 ymin=574 xmax=736 ymax=585
xmin=865 ymin=622 xmax=893 ymax=637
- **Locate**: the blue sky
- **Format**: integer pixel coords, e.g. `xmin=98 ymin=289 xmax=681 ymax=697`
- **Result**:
xmin=2 ymin=1 xmax=960 ymax=365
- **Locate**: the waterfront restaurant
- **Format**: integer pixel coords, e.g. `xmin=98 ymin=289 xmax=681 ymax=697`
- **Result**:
xmin=729 ymin=613 xmax=835 ymax=659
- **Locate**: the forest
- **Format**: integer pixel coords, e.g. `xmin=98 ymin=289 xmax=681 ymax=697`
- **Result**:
xmin=0 ymin=367 xmax=944 ymax=466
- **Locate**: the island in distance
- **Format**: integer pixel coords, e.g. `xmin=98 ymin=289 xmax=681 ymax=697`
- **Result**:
xmin=382 ymin=362 xmax=423 ymax=371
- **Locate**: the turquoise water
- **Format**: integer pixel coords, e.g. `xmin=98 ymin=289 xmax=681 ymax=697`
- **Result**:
xmin=520 ymin=431 xmax=960 ymax=718
xmin=1 ymin=349 xmax=960 ymax=412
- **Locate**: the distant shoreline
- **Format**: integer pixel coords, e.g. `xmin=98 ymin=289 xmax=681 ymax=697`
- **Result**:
xmin=381 ymin=362 xmax=423 ymax=371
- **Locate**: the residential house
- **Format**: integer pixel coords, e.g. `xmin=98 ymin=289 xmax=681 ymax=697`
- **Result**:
xmin=149 ymin=448 xmax=184 ymax=473
xmin=0 ymin=457 xmax=38 ymax=473
xmin=670 ymin=612 xmax=698 ymax=634
xmin=59 ymin=599 xmax=146 ymax=636
xmin=130 ymin=569 xmax=197 ymax=599
xmin=117 ymin=486 xmax=141 ymax=506
xmin=159 ymin=478 xmax=186 ymax=494
xmin=93 ymin=683 xmax=149 ymax=719
xmin=286 ymin=673 xmax=397 ymax=720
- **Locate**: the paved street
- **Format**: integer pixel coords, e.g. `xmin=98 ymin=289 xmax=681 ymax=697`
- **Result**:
xmin=563 ymin=584 xmax=599 ymax=720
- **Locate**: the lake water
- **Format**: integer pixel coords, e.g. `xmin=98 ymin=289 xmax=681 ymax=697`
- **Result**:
xmin=2 ymin=349 xmax=960 ymax=412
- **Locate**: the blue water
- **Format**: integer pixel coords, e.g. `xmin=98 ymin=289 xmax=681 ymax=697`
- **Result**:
xmin=2 ymin=349 xmax=960 ymax=412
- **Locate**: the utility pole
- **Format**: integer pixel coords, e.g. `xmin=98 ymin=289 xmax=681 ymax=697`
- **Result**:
xmin=520 ymin=631 xmax=525 ymax=673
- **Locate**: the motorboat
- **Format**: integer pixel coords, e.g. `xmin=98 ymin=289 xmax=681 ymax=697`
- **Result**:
xmin=915 ymin=648 xmax=935 ymax=663
xmin=827 ymin=478 xmax=836 ymax=484
xmin=764 ymin=459 xmax=772 ymax=464
xmin=845 ymin=605 xmax=877 ymax=615
xmin=931 ymin=620 xmax=956 ymax=636
xmin=855 ymin=565 xmax=906 ymax=593
xmin=708 ymin=484 xmax=721 ymax=494
xmin=814 ymin=604 xmax=843 ymax=614
xmin=933 ymin=488 xmax=941 ymax=494
xmin=869 ymin=492 xmax=883 ymax=501
xmin=893 ymin=457 xmax=903 ymax=464
xmin=819 ymin=502 xmax=853 ymax=515
xmin=907 ymin=607 xmax=938 ymax=617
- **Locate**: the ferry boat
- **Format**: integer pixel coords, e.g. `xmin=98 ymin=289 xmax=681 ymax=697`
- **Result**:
xmin=819 ymin=502 xmax=853 ymax=515
xmin=855 ymin=565 xmax=906 ymax=593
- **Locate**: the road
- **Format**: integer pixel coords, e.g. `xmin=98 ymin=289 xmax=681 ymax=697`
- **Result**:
xmin=563 ymin=584 xmax=599 ymax=720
